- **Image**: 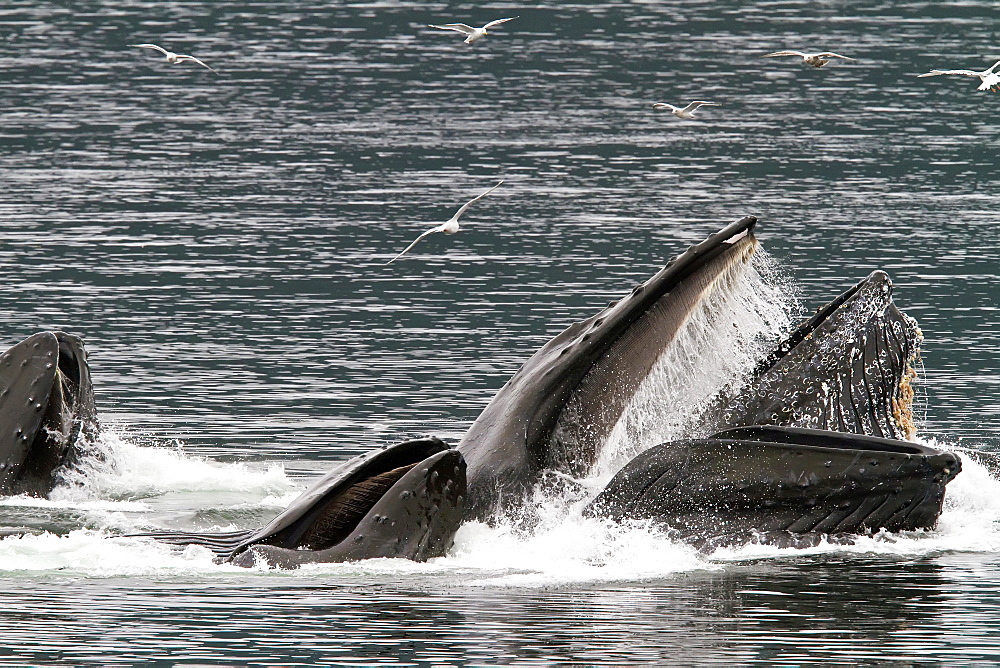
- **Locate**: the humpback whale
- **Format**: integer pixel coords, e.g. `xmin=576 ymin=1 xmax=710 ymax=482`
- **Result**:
xmin=454 ymin=216 xmax=957 ymax=539
xmin=0 ymin=218 xmax=963 ymax=565
xmin=134 ymin=436 xmax=466 ymax=568
xmin=0 ymin=331 xmax=98 ymax=496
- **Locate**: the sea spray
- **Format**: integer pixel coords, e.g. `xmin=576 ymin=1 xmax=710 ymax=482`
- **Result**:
xmin=0 ymin=529 xmax=232 ymax=576
xmin=447 ymin=498 xmax=716 ymax=587
xmin=50 ymin=423 xmax=293 ymax=503
xmin=593 ymin=251 xmax=800 ymax=484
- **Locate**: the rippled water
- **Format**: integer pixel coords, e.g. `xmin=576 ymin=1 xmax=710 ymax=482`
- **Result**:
xmin=1 ymin=0 xmax=999 ymax=663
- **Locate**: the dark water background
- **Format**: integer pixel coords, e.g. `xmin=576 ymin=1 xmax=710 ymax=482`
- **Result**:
xmin=1 ymin=0 xmax=999 ymax=664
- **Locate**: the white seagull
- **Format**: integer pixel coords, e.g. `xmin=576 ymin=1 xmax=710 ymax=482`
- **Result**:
xmin=427 ymin=17 xmax=518 ymax=44
xmin=387 ymin=181 xmax=504 ymax=264
xmin=652 ymin=100 xmax=719 ymax=119
xmin=917 ymin=60 xmax=1000 ymax=92
xmin=128 ymin=43 xmax=219 ymax=74
xmin=763 ymin=50 xmax=856 ymax=67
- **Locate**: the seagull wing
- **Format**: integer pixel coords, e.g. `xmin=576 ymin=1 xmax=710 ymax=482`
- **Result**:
xmin=387 ymin=224 xmax=449 ymax=264
xmin=179 ymin=55 xmax=219 ymax=74
xmin=763 ymin=50 xmax=805 ymax=58
xmin=483 ymin=17 xmax=518 ymax=29
xmin=652 ymin=102 xmax=676 ymax=110
xmin=816 ymin=52 xmax=855 ymax=60
xmin=977 ymin=74 xmax=1000 ymax=91
xmin=917 ymin=68 xmax=980 ymax=78
xmin=450 ymin=180 xmax=504 ymax=223
xmin=681 ymin=101 xmax=719 ymax=112
xmin=429 ymin=23 xmax=477 ymax=35
xmin=129 ymin=43 xmax=169 ymax=55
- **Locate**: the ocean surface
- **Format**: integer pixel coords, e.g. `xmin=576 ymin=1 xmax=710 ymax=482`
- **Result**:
xmin=1 ymin=0 xmax=999 ymax=664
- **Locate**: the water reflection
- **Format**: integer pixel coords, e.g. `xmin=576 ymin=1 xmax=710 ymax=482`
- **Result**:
xmin=0 ymin=554 xmax=998 ymax=664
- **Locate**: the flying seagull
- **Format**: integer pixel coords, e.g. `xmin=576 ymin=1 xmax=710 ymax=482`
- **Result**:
xmin=652 ymin=101 xmax=719 ymax=119
xmin=917 ymin=60 xmax=1000 ymax=92
xmin=128 ymin=43 xmax=219 ymax=74
xmin=763 ymin=50 xmax=856 ymax=67
xmin=427 ymin=17 xmax=518 ymax=44
xmin=387 ymin=181 xmax=504 ymax=264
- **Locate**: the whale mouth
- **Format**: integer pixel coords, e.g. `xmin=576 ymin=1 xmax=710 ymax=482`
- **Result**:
xmin=586 ymin=425 xmax=961 ymax=542
xmin=546 ymin=227 xmax=762 ymax=477
xmin=273 ymin=461 xmax=420 ymax=551
xmin=227 ymin=441 xmax=467 ymax=567
xmin=136 ymin=437 xmax=467 ymax=565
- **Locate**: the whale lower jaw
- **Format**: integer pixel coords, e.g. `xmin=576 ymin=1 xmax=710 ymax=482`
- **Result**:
xmin=585 ymin=426 xmax=960 ymax=542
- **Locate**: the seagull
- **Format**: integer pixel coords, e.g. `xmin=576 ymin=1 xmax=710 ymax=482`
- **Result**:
xmin=763 ymin=50 xmax=856 ymax=67
xmin=427 ymin=17 xmax=518 ymax=44
xmin=128 ymin=43 xmax=219 ymax=74
xmin=387 ymin=181 xmax=504 ymax=264
xmin=652 ymin=101 xmax=719 ymax=119
xmin=917 ymin=60 xmax=1000 ymax=92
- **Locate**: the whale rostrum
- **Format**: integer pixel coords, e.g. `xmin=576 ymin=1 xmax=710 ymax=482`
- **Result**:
xmin=0 ymin=331 xmax=98 ymax=496
xmin=459 ymin=216 xmax=762 ymax=520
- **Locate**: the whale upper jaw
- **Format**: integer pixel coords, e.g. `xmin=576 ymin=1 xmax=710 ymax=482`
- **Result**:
xmin=459 ymin=216 xmax=761 ymax=520
xmin=715 ymin=270 xmax=921 ymax=440
xmin=0 ymin=331 xmax=98 ymax=497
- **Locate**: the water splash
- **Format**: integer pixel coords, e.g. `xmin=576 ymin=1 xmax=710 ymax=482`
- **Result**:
xmin=0 ymin=442 xmax=993 ymax=582
xmin=0 ymin=530 xmax=235 ymax=576
xmin=50 ymin=424 xmax=294 ymax=503
xmin=593 ymin=251 xmax=799 ymax=483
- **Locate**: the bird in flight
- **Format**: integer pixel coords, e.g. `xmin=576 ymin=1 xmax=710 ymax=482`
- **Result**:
xmin=128 ymin=43 xmax=219 ymax=74
xmin=763 ymin=50 xmax=856 ymax=67
xmin=652 ymin=101 xmax=719 ymax=120
xmin=387 ymin=181 xmax=504 ymax=264
xmin=917 ymin=60 xmax=1000 ymax=92
xmin=428 ymin=17 xmax=518 ymax=44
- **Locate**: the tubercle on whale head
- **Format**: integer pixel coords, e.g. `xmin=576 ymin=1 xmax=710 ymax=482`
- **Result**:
xmin=715 ymin=269 xmax=922 ymax=441
xmin=0 ymin=331 xmax=99 ymax=497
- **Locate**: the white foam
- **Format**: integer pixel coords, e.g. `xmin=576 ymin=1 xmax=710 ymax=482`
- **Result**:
xmin=282 ymin=499 xmax=718 ymax=586
xmin=52 ymin=426 xmax=295 ymax=502
xmin=0 ymin=530 xmax=241 ymax=576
